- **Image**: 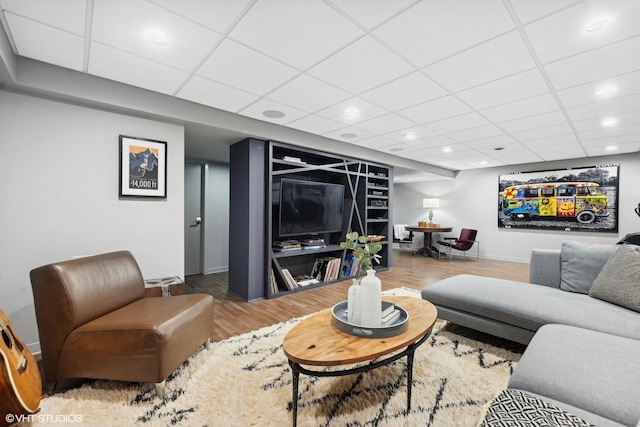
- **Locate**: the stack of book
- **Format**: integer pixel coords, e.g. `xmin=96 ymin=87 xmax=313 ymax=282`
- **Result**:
xmin=310 ymin=256 xmax=341 ymax=282
xmin=381 ymin=301 xmax=402 ymax=326
xmin=301 ymin=238 xmax=326 ymax=250
xmin=273 ymin=240 xmax=301 ymax=252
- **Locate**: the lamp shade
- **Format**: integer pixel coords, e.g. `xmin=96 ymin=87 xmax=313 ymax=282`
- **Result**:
xmin=422 ymin=198 xmax=440 ymax=208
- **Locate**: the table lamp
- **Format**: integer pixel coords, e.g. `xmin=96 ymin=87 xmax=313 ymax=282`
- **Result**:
xmin=423 ymin=198 xmax=440 ymax=224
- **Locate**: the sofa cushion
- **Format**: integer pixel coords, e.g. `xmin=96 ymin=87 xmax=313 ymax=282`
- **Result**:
xmin=508 ymin=324 xmax=640 ymax=427
xmin=560 ymin=240 xmax=616 ymax=294
xmin=589 ymin=244 xmax=640 ymax=313
xmin=479 ymin=389 xmax=591 ymax=427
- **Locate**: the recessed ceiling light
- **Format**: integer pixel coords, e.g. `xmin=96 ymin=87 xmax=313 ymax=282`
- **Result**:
xmin=601 ymin=118 xmax=619 ymax=127
xmin=262 ymin=110 xmax=285 ymax=119
xmin=344 ymin=108 xmax=359 ymax=119
xmin=340 ymin=133 xmax=358 ymax=139
xmin=605 ymin=145 xmax=618 ymax=152
xmin=480 ymin=161 xmax=488 ymax=165
xmin=594 ymin=84 xmax=618 ymax=97
xmin=144 ymin=29 xmax=167 ymax=45
xmin=403 ymin=132 xmax=418 ymax=140
xmin=584 ymin=16 xmax=615 ymax=32
xmin=441 ymin=147 xmax=453 ymax=153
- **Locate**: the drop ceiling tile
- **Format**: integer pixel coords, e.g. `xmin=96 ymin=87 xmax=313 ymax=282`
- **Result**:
xmin=499 ymin=111 xmax=568 ymax=133
xmin=524 ymin=0 xmax=640 ymax=64
xmin=177 ymin=75 xmax=258 ymax=112
xmin=398 ymin=96 xmax=472 ymax=124
xmin=308 ymin=36 xmax=413 ymax=94
xmin=510 ymin=123 xmax=574 ymax=141
xmin=350 ymin=135 xmax=398 ymax=149
xmin=92 ymin=0 xmax=222 ymax=72
xmin=459 ymin=154 xmax=507 ymax=168
xmin=537 ymin=149 xmax=587 ymax=161
xmin=329 ymin=0 xmax=417 ymax=29
xmin=565 ymin=93 xmax=640 ymax=122
xmin=446 ymin=125 xmax=505 ymax=142
xmin=585 ymin=141 xmax=640 ymax=156
xmin=266 ymin=74 xmax=351 ymax=113
xmin=373 ymin=0 xmax=515 ymax=67
xmin=352 ymin=113 xmax=416 ymax=134
xmin=406 ymin=135 xmax=458 ymax=150
xmin=426 ymin=112 xmax=491 ymax=134
xmin=359 ymin=71 xmax=447 ymax=111
xmin=379 ymin=142 xmax=426 ymax=155
xmin=196 ymin=39 xmax=298 ymax=96
xmin=509 ymin=0 xmax=583 ymax=25
xmin=323 ymin=127 xmax=375 ymax=142
xmin=474 ymin=140 xmax=525 ymax=153
xmin=287 ymin=115 xmax=345 ymax=135
xmin=89 ymin=42 xmax=189 ymax=94
xmin=238 ymin=99 xmax=308 ymax=125
xmin=148 ymin=0 xmax=252 ymax=33
xmin=581 ymin=133 xmax=640 ymax=147
xmin=463 ymin=134 xmax=518 ymax=149
xmin=315 ymin=97 xmax=388 ymax=125
xmin=424 ymin=31 xmax=535 ymax=92
xmin=577 ymin=122 xmax=640 ymax=140
xmin=481 ymin=94 xmax=560 ymax=123
xmin=229 ymin=0 xmax=362 ymax=69
xmin=572 ymin=110 xmax=640 ymax=132
xmin=1 ymin=0 xmax=86 ymax=34
xmin=383 ymin=126 xmax=438 ymax=144
xmin=521 ymin=133 xmax=580 ymax=149
xmin=487 ymin=146 xmax=542 ymax=164
xmin=545 ymin=36 xmax=640 ymax=90
xmin=4 ymin=13 xmax=84 ymax=71
xmin=457 ymin=69 xmax=550 ymax=110
xmin=556 ymin=71 xmax=640 ymax=108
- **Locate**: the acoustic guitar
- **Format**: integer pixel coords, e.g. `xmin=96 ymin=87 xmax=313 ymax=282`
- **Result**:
xmin=0 ymin=308 xmax=41 ymax=426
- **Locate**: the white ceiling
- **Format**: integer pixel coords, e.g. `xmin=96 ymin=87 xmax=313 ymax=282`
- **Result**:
xmin=1 ymin=0 xmax=640 ymax=175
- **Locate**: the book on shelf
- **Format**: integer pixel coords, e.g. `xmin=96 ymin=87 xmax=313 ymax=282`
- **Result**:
xmin=342 ymin=254 xmax=359 ymax=277
xmin=300 ymin=238 xmax=325 ymax=245
xmin=273 ymin=245 xmax=302 ymax=252
xmin=310 ymin=256 xmax=341 ymax=282
xmin=269 ymin=268 xmax=278 ymax=294
xmin=295 ymin=274 xmax=320 ymax=286
xmin=302 ymin=245 xmax=326 ymax=250
xmin=281 ymin=268 xmax=298 ymax=291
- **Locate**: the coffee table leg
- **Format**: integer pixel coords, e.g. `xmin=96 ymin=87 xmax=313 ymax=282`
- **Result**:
xmin=289 ymin=360 xmax=300 ymax=427
xmin=406 ymin=345 xmax=417 ymax=411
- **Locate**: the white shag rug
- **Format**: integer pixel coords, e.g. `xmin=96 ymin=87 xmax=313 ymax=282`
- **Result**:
xmin=25 ymin=287 xmax=522 ymax=427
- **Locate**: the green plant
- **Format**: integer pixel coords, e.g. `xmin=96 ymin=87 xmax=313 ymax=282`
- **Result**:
xmin=340 ymin=231 xmax=382 ymax=278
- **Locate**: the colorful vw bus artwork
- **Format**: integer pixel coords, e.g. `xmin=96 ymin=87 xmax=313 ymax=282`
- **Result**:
xmin=501 ymin=182 xmax=608 ymax=224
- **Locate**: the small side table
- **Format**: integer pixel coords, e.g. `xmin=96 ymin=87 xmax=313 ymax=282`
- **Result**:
xmin=144 ymin=276 xmax=185 ymax=297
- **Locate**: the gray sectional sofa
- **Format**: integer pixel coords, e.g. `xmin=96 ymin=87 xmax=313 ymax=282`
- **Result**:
xmin=422 ymin=240 xmax=640 ymax=426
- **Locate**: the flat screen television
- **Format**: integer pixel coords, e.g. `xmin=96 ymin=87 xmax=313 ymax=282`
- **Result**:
xmin=278 ymin=178 xmax=344 ymax=237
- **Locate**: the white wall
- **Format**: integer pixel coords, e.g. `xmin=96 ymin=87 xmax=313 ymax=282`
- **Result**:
xmin=394 ymin=153 xmax=640 ymax=262
xmin=0 ymin=91 xmax=185 ymax=351
xmin=203 ymin=162 xmax=230 ymax=274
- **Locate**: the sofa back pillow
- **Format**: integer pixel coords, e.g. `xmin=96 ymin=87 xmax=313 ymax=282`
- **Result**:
xmin=589 ymin=244 xmax=640 ymax=312
xmin=560 ymin=241 xmax=617 ymax=294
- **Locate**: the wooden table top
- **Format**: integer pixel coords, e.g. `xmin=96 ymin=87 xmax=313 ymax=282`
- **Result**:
xmin=282 ymin=296 xmax=437 ymax=366
xmin=405 ymin=226 xmax=453 ymax=232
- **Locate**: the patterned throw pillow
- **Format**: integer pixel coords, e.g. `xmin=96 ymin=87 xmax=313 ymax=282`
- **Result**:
xmin=589 ymin=244 xmax=640 ymax=313
xmin=479 ymin=389 xmax=592 ymax=427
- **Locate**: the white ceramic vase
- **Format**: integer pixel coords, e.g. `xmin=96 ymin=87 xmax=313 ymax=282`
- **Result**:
xmin=358 ymin=269 xmax=382 ymax=327
xmin=347 ymin=279 xmax=361 ymax=325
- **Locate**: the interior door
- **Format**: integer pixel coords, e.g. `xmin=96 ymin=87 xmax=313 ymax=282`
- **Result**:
xmin=184 ymin=163 xmax=202 ymax=276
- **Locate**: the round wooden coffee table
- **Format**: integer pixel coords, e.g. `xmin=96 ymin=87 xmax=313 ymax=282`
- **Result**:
xmin=282 ymin=296 xmax=437 ymax=426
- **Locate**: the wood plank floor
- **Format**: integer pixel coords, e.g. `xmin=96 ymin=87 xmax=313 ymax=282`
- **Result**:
xmin=186 ymin=251 xmax=530 ymax=342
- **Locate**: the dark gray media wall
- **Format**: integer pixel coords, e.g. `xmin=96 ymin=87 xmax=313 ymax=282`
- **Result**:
xmin=229 ymin=138 xmax=393 ymax=301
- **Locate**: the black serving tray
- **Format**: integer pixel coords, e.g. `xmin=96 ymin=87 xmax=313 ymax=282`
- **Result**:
xmin=331 ymin=300 xmax=409 ymax=338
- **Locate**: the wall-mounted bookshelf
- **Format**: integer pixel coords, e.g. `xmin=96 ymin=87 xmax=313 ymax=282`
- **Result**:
xmin=229 ymin=138 xmax=393 ymax=301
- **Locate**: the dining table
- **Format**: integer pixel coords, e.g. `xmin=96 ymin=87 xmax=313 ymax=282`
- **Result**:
xmin=404 ymin=225 xmax=453 ymax=257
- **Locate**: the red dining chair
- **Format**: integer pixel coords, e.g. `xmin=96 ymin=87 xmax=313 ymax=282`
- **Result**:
xmin=437 ymin=228 xmax=479 ymax=262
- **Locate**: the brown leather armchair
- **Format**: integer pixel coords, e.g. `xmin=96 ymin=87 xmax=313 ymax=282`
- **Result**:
xmin=30 ymin=251 xmax=214 ymax=396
